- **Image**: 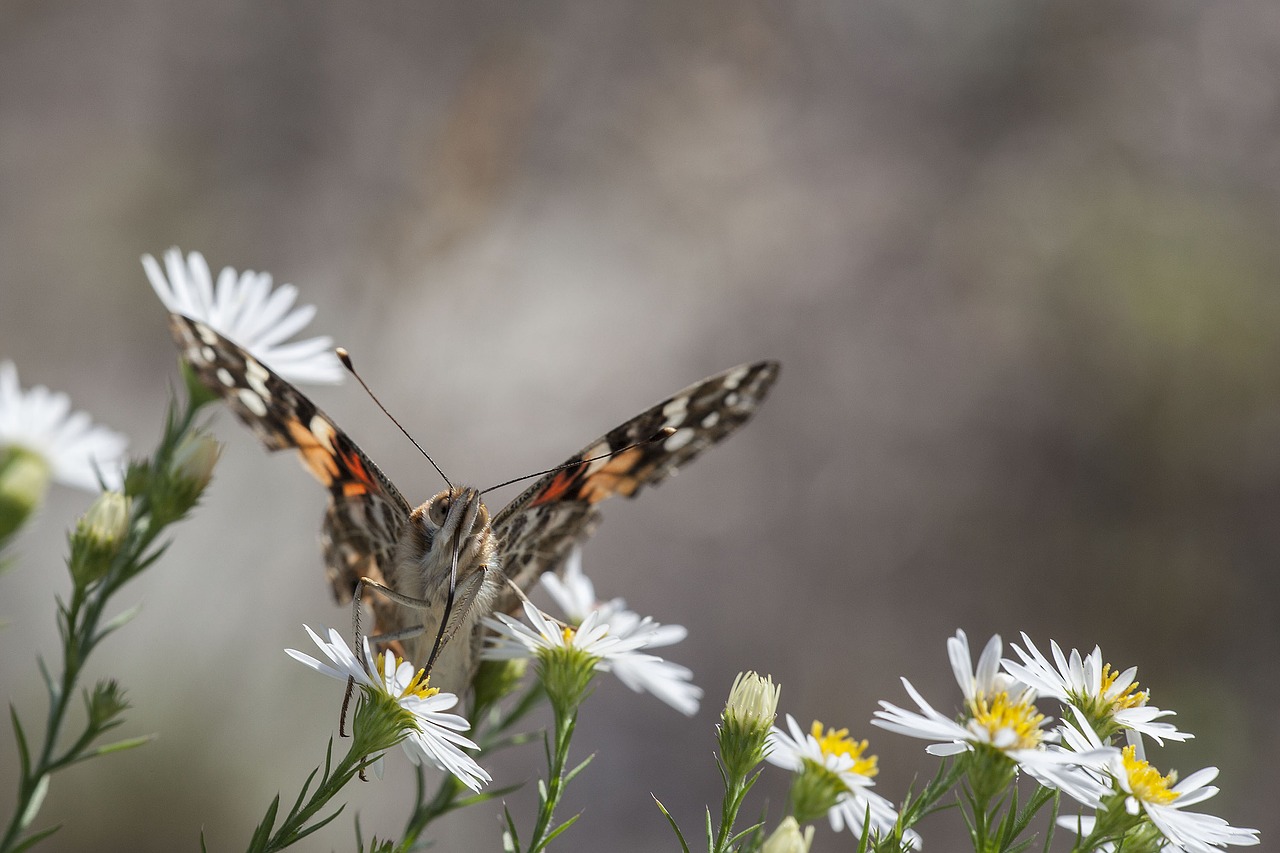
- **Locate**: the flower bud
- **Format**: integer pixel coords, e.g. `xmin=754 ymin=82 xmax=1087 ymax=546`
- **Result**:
xmin=762 ymin=817 xmax=814 ymax=853
xmin=171 ymin=432 xmax=221 ymax=493
xmin=718 ymin=671 xmax=779 ymax=780
xmin=69 ymin=491 xmax=131 ymax=585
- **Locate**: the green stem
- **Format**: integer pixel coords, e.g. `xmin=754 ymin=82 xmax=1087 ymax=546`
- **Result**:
xmin=526 ymin=706 xmax=577 ymax=853
xmin=711 ymin=769 xmax=752 ymax=853
xmin=0 ymin=395 xmax=206 ymax=853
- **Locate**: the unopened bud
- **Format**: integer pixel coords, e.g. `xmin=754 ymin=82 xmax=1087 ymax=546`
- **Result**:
xmin=69 ymin=491 xmax=131 ymax=585
xmin=762 ymin=817 xmax=814 ymax=853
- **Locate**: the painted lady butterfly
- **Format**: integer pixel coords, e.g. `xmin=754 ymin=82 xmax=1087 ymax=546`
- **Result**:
xmin=169 ymin=313 xmax=779 ymax=694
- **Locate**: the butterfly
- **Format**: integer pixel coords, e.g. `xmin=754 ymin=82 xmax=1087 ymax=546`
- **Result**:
xmin=169 ymin=313 xmax=779 ymax=695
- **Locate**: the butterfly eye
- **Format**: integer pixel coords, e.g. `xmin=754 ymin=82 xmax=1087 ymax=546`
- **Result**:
xmin=428 ymin=497 xmax=449 ymax=526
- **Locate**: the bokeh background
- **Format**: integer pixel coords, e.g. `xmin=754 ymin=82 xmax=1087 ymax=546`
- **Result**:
xmin=3 ymin=2 xmax=1278 ymax=850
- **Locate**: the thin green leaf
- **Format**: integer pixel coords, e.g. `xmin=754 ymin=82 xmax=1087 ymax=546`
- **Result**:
xmin=96 ymin=602 xmax=143 ymax=638
xmin=35 ymin=657 xmax=56 ymax=704
xmin=562 ymin=752 xmax=595 ymax=785
xmin=536 ymin=812 xmax=581 ymax=850
xmin=10 ymin=706 xmax=31 ymax=780
xmin=288 ymin=766 xmax=322 ymax=818
xmin=652 ymin=796 xmax=691 ymax=853
xmin=726 ymin=820 xmax=766 ymax=848
xmin=283 ymin=803 xmax=346 ymax=845
xmin=248 ymin=794 xmax=282 ymax=851
xmin=502 ymin=805 xmax=521 ymax=853
xmin=9 ymin=823 xmax=61 ymax=853
xmin=84 ymin=734 xmax=154 ymax=759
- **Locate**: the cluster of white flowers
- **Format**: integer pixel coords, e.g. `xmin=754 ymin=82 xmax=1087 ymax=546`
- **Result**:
xmin=872 ymin=629 xmax=1259 ymax=852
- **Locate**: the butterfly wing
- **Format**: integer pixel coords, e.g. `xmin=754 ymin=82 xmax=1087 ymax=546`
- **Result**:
xmin=168 ymin=314 xmax=413 ymax=625
xmin=491 ymin=360 xmax=780 ymax=609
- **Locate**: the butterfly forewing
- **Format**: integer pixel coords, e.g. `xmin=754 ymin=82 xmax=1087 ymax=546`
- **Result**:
xmin=490 ymin=360 xmax=780 ymax=610
xmin=169 ymin=314 xmax=411 ymax=626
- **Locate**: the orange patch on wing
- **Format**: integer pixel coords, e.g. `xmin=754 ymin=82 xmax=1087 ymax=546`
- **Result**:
xmin=285 ymin=419 xmax=341 ymax=485
xmin=529 ymin=467 xmax=580 ymax=507
xmin=578 ymin=448 xmax=644 ymax=503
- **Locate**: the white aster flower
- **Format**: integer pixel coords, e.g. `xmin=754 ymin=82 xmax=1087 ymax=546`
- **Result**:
xmin=539 ymin=549 xmax=702 ymax=715
xmin=286 ymin=625 xmax=490 ymax=792
xmin=767 ymin=714 xmax=910 ymax=844
xmin=874 ymin=631 xmax=1050 ymax=759
xmin=1114 ymin=750 xmax=1259 ymax=851
xmin=0 ymin=360 xmax=126 ymax=491
xmin=144 ymin=247 xmax=343 ymax=384
xmin=1057 ymin=738 xmax=1259 ymax=852
xmin=1003 ymin=632 xmax=1191 ymax=745
xmin=481 ymin=601 xmax=641 ymax=662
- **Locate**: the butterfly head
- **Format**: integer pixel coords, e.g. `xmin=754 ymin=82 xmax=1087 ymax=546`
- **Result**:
xmin=398 ymin=486 xmax=497 ymax=600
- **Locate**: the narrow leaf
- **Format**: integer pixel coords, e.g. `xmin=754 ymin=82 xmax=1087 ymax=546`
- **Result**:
xmin=10 ymin=823 xmax=62 ymax=853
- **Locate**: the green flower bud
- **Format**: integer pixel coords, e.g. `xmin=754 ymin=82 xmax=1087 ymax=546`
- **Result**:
xmin=69 ymin=491 xmax=131 ymax=586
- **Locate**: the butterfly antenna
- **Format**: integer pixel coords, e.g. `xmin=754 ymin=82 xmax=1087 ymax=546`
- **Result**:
xmin=480 ymin=426 xmax=676 ymax=494
xmin=337 ymin=348 xmax=453 ymax=489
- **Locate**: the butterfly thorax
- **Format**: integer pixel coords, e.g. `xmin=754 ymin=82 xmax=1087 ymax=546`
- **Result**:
xmin=393 ymin=486 xmax=501 ymax=691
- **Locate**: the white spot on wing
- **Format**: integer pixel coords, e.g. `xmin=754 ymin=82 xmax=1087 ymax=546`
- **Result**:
xmin=662 ymin=396 xmax=688 ymax=428
xmin=216 ymin=368 xmax=236 ymax=387
xmin=200 ymin=346 xmax=217 ymax=363
xmin=723 ymin=366 xmax=749 ymax=390
xmin=309 ymin=415 xmax=336 ymax=451
xmin=724 ymin=392 xmax=740 ymax=407
xmin=701 ymin=411 xmax=720 ymax=429
xmin=238 ymin=387 xmax=268 ymax=416
xmin=196 ymin=324 xmax=218 ymax=345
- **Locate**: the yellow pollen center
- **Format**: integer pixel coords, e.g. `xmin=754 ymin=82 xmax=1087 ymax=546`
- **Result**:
xmin=377 ymin=656 xmax=440 ymax=701
xmin=1122 ymin=745 xmax=1179 ymax=805
xmin=561 ymin=626 xmax=577 ymax=645
xmin=810 ymin=721 xmax=879 ymax=777
xmin=1101 ymin=664 xmax=1149 ymax=711
xmin=970 ymin=692 xmax=1045 ymax=750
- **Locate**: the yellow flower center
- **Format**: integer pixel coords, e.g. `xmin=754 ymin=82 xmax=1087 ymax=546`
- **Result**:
xmin=809 ymin=721 xmax=879 ymax=777
xmin=377 ymin=655 xmax=439 ymax=701
xmin=970 ymin=692 xmax=1045 ymax=750
xmin=1101 ymin=663 xmax=1149 ymax=711
xmin=1122 ymin=745 xmax=1179 ymax=805
xmin=561 ymin=626 xmax=577 ymax=645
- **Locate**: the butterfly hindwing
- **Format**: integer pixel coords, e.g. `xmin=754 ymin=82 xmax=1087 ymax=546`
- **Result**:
xmin=490 ymin=360 xmax=779 ymax=610
xmin=169 ymin=313 xmax=412 ymax=611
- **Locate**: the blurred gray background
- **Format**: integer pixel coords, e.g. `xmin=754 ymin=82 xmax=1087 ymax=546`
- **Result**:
xmin=2 ymin=2 xmax=1278 ymax=851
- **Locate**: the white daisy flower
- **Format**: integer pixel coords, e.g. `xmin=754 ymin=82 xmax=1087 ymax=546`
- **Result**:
xmin=481 ymin=601 xmax=643 ymax=662
xmin=0 ymin=360 xmax=126 ymax=492
xmin=873 ymin=630 xmax=1118 ymax=804
xmin=873 ymin=631 xmax=1049 ymax=758
xmin=539 ymin=549 xmax=702 ymax=715
xmin=286 ymin=625 xmax=490 ymax=792
xmin=1057 ymin=739 xmax=1259 ymax=852
xmin=767 ymin=714 xmax=910 ymax=844
xmin=1002 ymin=632 xmax=1192 ymax=746
xmin=144 ymin=247 xmax=343 ymax=384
